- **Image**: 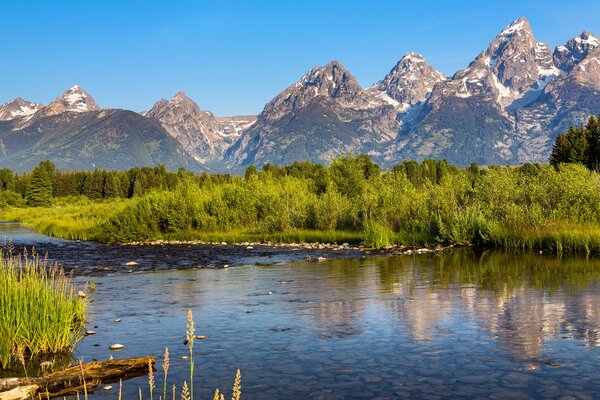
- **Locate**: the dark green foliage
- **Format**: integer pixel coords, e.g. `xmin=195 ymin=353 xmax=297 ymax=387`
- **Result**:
xmin=4 ymin=154 xmax=600 ymax=254
xmin=550 ymin=115 xmax=600 ymax=171
xmin=25 ymin=162 xmax=54 ymax=207
xmin=392 ymin=159 xmax=455 ymax=186
xmin=244 ymin=165 xmax=258 ymax=180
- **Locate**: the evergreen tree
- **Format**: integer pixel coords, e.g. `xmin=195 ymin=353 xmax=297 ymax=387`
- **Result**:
xmin=586 ymin=116 xmax=600 ymax=171
xmin=103 ymin=172 xmax=122 ymax=198
xmin=245 ymin=165 xmax=258 ymax=180
xmin=25 ymin=163 xmax=53 ymax=207
xmin=550 ymin=126 xmax=589 ymax=167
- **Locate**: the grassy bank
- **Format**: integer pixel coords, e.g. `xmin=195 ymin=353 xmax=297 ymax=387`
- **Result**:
xmin=1 ymin=157 xmax=600 ymax=254
xmin=0 ymin=250 xmax=87 ymax=370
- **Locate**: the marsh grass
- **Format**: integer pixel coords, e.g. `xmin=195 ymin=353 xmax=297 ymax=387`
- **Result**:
xmin=0 ymin=198 xmax=131 ymax=241
xmin=488 ymin=222 xmax=600 ymax=254
xmin=0 ymin=249 xmax=86 ymax=370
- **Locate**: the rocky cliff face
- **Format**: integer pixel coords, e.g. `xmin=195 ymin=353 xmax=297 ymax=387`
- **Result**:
xmin=143 ymin=92 xmax=244 ymax=163
xmin=37 ymin=85 xmax=100 ymax=118
xmin=3 ymin=17 xmax=600 ymax=171
xmin=367 ymin=52 xmax=447 ymax=111
xmin=0 ymin=98 xmax=43 ymax=121
xmin=553 ymin=31 xmax=600 ymax=72
xmin=225 ymin=61 xmax=399 ymax=167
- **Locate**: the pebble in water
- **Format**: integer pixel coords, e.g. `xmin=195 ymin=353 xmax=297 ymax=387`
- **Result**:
xmin=109 ymin=344 xmax=124 ymax=350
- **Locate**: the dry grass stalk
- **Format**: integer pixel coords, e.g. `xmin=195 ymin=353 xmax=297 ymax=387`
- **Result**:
xmin=181 ymin=381 xmax=190 ymax=400
xmin=162 ymin=347 xmax=170 ymax=400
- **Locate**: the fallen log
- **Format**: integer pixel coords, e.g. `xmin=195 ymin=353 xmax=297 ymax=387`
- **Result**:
xmin=0 ymin=356 xmax=154 ymax=399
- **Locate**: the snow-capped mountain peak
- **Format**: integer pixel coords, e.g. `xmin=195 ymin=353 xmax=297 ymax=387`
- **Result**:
xmin=554 ymin=31 xmax=600 ymax=71
xmin=0 ymin=98 xmax=44 ymax=121
xmin=368 ymin=52 xmax=446 ymax=110
xmin=42 ymin=85 xmax=100 ymax=116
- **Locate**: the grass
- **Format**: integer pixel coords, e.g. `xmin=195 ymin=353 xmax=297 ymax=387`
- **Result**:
xmin=0 ymin=248 xmax=87 ymax=370
xmin=488 ymin=222 xmax=600 ymax=255
xmin=0 ymin=197 xmax=132 ymax=241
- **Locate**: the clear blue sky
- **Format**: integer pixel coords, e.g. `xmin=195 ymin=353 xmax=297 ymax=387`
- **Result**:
xmin=2 ymin=0 xmax=600 ymax=115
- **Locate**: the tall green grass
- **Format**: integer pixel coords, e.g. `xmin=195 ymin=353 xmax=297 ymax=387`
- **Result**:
xmin=0 ymin=197 xmax=132 ymax=241
xmin=0 ymin=249 xmax=87 ymax=370
xmin=2 ymin=163 xmax=600 ymax=254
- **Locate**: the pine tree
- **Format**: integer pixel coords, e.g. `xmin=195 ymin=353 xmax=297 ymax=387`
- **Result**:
xmin=586 ymin=116 xmax=600 ymax=171
xmin=103 ymin=172 xmax=121 ymax=198
xmin=25 ymin=164 xmax=53 ymax=207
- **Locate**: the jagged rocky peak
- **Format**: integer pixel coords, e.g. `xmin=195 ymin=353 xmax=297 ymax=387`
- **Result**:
xmin=553 ymin=31 xmax=600 ymax=71
xmin=0 ymin=98 xmax=44 ymax=121
xmin=295 ymin=60 xmax=364 ymax=99
xmin=44 ymin=84 xmax=100 ymax=116
xmin=146 ymin=91 xmax=213 ymax=119
xmin=145 ymin=91 xmax=242 ymax=163
xmin=566 ymin=46 xmax=600 ymax=87
xmin=259 ymin=60 xmax=382 ymax=124
xmin=368 ymin=52 xmax=446 ymax=110
xmin=484 ymin=16 xmax=557 ymax=97
xmin=429 ymin=52 xmax=498 ymax=101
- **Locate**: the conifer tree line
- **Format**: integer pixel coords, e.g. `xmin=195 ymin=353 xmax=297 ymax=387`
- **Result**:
xmin=0 ymin=156 xmax=477 ymax=207
xmin=550 ymin=115 xmax=600 ymax=171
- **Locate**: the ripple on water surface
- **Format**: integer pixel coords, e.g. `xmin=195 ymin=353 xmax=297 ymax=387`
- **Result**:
xmin=3 ymin=223 xmax=600 ymax=398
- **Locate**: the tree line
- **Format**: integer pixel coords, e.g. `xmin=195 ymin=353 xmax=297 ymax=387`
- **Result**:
xmin=0 ymin=156 xmax=479 ymax=208
xmin=550 ymin=115 xmax=600 ymax=171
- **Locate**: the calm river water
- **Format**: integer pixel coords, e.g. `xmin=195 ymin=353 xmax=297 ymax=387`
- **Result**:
xmin=3 ymin=223 xmax=600 ymax=399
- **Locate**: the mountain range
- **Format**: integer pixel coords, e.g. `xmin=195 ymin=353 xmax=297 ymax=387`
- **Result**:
xmin=2 ymin=17 xmax=600 ymax=172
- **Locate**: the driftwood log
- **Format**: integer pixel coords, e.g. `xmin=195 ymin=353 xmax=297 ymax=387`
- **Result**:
xmin=0 ymin=356 xmax=155 ymax=399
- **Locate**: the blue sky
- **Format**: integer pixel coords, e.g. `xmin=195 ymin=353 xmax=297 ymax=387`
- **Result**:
xmin=2 ymin=0 xmax=600 ymax=115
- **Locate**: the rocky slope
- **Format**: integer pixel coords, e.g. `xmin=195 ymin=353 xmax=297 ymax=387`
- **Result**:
xmin=143 ymin=92 xmax=257 ymax=163
xmin=0 ymin=98 xmax=43 ymax=121
xmin=225 ymin=60 xmax=399 ymax=167
xmin=384 ymin=17 xmax=600 ymax=166
xmin=367 ymin=52 xmax=447 ymax=111
xmin=2 ymin=17 xmax=600 ymax=171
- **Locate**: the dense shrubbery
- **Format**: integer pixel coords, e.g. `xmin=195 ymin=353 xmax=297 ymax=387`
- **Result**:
xmin=1 ymin=154 xmax=600 ymax=253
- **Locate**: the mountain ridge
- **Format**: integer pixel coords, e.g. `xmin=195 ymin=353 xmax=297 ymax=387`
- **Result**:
xmin=2 ymin=16 xmax=600 ymax=171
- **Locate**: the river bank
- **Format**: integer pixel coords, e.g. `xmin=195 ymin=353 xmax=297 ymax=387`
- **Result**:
xmin=0 ymin=223 xmax=448 ymax=276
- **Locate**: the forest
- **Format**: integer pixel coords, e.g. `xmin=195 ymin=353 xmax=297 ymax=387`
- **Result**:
xmin=1 ymin=117 xmax=600 ymax=253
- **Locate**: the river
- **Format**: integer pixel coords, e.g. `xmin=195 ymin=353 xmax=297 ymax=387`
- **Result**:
xmin=2 ymin=223 xmax=600 ymax=399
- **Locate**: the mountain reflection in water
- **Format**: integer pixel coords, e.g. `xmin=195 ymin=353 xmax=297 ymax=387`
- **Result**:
xmin=3 ymin=223 xmax=600 ymax=398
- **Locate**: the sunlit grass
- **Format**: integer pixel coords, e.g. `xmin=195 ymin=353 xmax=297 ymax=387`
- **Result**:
xmin=0 ymin=249 xmax=87 ymax=370
xmin=488 ymin=222 xmax=600 ymax=255
xmin=0 ymin=197 xmax=133 ymax=241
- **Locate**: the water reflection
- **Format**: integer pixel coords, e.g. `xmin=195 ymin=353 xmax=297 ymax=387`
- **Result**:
xmin=5 ymin=222 xmax=600 ymax=398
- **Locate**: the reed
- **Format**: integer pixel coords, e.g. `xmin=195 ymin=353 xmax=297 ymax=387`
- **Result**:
xmin=185 ymin=310 xmax=195 ymax=400
xmin=162 ymin=347 xmax=170 ymax=400
xmin=0 ymin=249 xmax=86 ymax=369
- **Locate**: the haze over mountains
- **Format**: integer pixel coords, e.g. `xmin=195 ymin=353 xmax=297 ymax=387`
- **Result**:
xmin=2 ymin=17 xmax=600 ymax=172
